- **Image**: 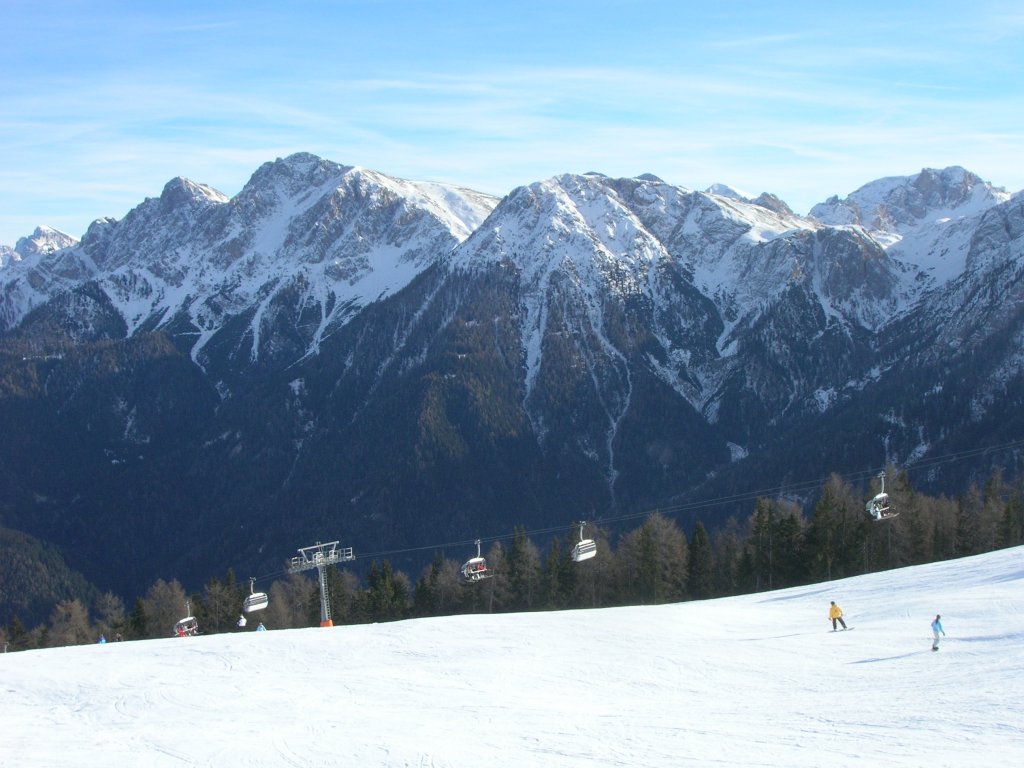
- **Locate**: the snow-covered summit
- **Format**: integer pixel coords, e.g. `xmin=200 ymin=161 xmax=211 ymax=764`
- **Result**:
xmin=453 ymin=173 xmax=668 ymax=289
xmin=158 ymin=176 xmax=229 ymax=210
xmin=13 ymin=225 xmax=79 ymax=259
xmin=810 ymin=166 xmax=1009 ymax=237
xmin=231 ymin=153 xmax=492 ymax=243
xmin=453 ymin=170 xmax=901 ymax=329
xmin=808 ymin=166 xmax=1013 ymax=291
xmin=0 ymin=225 xmax=94 ymax=328
xmin=704 ymin=182 xmax=749 ymax=200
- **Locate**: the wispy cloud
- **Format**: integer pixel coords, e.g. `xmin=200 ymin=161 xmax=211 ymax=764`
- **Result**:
xmin=1 ymin=1 xmax=1022 ymax=244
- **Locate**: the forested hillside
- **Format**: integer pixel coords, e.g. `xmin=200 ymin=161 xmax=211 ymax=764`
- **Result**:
xmin=4 ymin=465 xmax=1021 ymax=651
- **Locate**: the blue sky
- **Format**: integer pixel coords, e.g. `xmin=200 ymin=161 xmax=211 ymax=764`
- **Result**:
xmin=2 ymin=0 xmax=1022 ymax=246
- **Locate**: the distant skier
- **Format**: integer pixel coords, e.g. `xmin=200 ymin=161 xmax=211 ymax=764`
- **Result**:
xmin=931 ymin=614 xmax=945 ymax=651
xmin=829 ymin=601 xmax=847 ymax=631
xmin=256 ymin=622 xmax=266 ymax=632
xmin=97 ymin=634 xmax=106 ymax=644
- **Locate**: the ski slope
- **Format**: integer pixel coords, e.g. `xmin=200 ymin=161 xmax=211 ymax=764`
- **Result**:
xmin=2 ymin=547 xmax=1023 ymax=767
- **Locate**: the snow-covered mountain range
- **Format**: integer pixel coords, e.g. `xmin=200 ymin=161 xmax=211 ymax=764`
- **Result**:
xmin=2 ymin=160 xmax=1010 ymax=352
xmin=1 ymin=159 xmax=1012 ymax=371
xmin=1 ymin=154 xmax=1022 ymax=606
xmin=1 ymin=154 xmax=497 ymax=364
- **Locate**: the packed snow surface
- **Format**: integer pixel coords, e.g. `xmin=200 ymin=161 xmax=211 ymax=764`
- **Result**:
xmin=2 ymin=547 xmax=1023 ymax=767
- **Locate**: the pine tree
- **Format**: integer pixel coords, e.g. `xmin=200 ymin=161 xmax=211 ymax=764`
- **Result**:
xmin=262 ymin=573 xmax=316 ymax=629
xmin=902 ymin=491 xmax=932 ymax=566
xmin=997 ymin=489 xmax=1024 ymax=548
xmin=413 ymin=553 xmax=446 ymax=617
xmin=687 ymin=521 xmax=713 ymax=599
xmin=93 ymin=591 xmax=127 ymax=640
xmin=4 ymin=615 xmax=29 ymax=651
xmin=930 ymin=495 xmax=960 ymax=559
xmin=980 ymin=470 xmax=1008 ymax=551
xmin=805 ymin=474 xmax=869 ymax=581
xmin=483 ymin=542 xmax=511 ymax=613
xmin=617 ymin=513 xmax=687 ymax=604
xmin=773 ymin=506 xmax=806 ymax=588
xmin=47 ymin=599 xmax=92 ymax=647
xmin=314 ymin=567 xmax=359 ymax=626
xmin=956 ymin=486 xmax=983 ymax=556
xmin=359 ymin=560 xmax=410 ymax=622
xmin=506 ymin=526 xmax=541 ymax=611
xmin=141 ymin=578 xmax=188 ymax=639
xmin=736 ymin=548 xmax=756 ymax=593
xmin=197 ymin=571 xmax=244 ymax=634
xmin=127 ymin=598 xmax=147 ymax=639
xmin=540 ymin=538 xmax=575 ymax=610
xmin=747 ymin=499 xmax=775 ymax=591
xmin=711 ymin=517 xmax=742 ymax=596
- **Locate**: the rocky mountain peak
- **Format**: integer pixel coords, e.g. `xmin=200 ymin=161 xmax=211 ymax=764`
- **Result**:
xmin=809 ymin=166 xmax=1010 ymax=238
xmin=14 ymin=225 xmax=79 ymax=258
xmin=704 ymin=183 xmax=748 ymax=201
xmin=751 ymin=192 xmax=793 ymax=216
xmin=241 ymin=153 xmax=353 ymax=202
xmin=158 ymin=177 xmax=228 ymax=212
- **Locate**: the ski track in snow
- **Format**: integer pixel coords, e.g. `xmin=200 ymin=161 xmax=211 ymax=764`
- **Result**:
xmin=2 ymin=547 xmax=1022 ymax=767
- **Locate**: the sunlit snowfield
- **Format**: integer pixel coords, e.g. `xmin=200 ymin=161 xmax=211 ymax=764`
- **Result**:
xmin=3 ymin=547 xmax=1023 ymax=767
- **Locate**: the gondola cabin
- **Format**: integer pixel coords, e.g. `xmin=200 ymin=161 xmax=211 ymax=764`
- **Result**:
xmin=866 ymin=492 xmax=896 ymax=520
xmin=461 ymin=539 xmax=492 ymax=582
xmin=173 ymin=616 xmax=198 ymax=637
xmin=243 ymin=577 xmax=269 ymax=613
xmin=461 ymin=556 xmax=491 ymax=581
xmin=243 ymin=591 xmax=269 ymax=613
xmin=571 ymin=521 xmax=598 ymax=562
xmin=865 ymin=471 xmax=897 ymax=520
xmin=571 ymin=539 xmax=597 ymax=562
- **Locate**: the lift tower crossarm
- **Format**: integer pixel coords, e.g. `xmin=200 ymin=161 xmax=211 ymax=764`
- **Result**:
xmin=287 ymin=541 xmax=355 ymax=627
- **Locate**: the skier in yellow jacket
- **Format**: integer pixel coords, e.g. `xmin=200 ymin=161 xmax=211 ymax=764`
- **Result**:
xmin=829 ymin=601 xmax=847 ymax=631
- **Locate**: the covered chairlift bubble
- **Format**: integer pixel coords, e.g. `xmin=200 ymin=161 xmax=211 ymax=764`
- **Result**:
xmin=461 ymin=539 xmax=492 ymax=582
xmin=243 ymin=577 xmax=269 ymax=613
xmin=173 ymin=601 xmax=199 ymax=637
xmin=866 ymin=471 xmax=897 ymax=521
xmin=173 ymin=617 xmax=198 ymax=637
xmin=570 ymin=521 xmax=597 ymax=562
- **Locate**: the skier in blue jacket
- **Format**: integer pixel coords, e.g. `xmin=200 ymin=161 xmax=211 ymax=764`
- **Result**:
xmin=931 ymin=615 xmax=945 ymax=651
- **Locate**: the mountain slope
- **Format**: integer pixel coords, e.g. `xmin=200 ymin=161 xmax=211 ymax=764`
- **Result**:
xmin=0 ymin=157 xmax=1023 ymax=606
xmin=810 ymin=166 xmax=1012 ymax=288
xmin=0 ymin=154 xmax=498 ymax=370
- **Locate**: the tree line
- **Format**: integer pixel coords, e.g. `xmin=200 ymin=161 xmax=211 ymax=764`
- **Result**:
xmin=3 ymin=466 xmax=1022 ymax=652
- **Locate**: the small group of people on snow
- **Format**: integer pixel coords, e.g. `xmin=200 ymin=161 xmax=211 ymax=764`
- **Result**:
xmin=235 ymin=615 xmax=266 ymax=631
xmin=828 ymin=601 xmax=945 ymax=650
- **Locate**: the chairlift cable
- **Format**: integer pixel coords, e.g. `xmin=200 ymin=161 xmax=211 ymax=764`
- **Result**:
xmin=240 ymin=435 xmax=1024 ymax=578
